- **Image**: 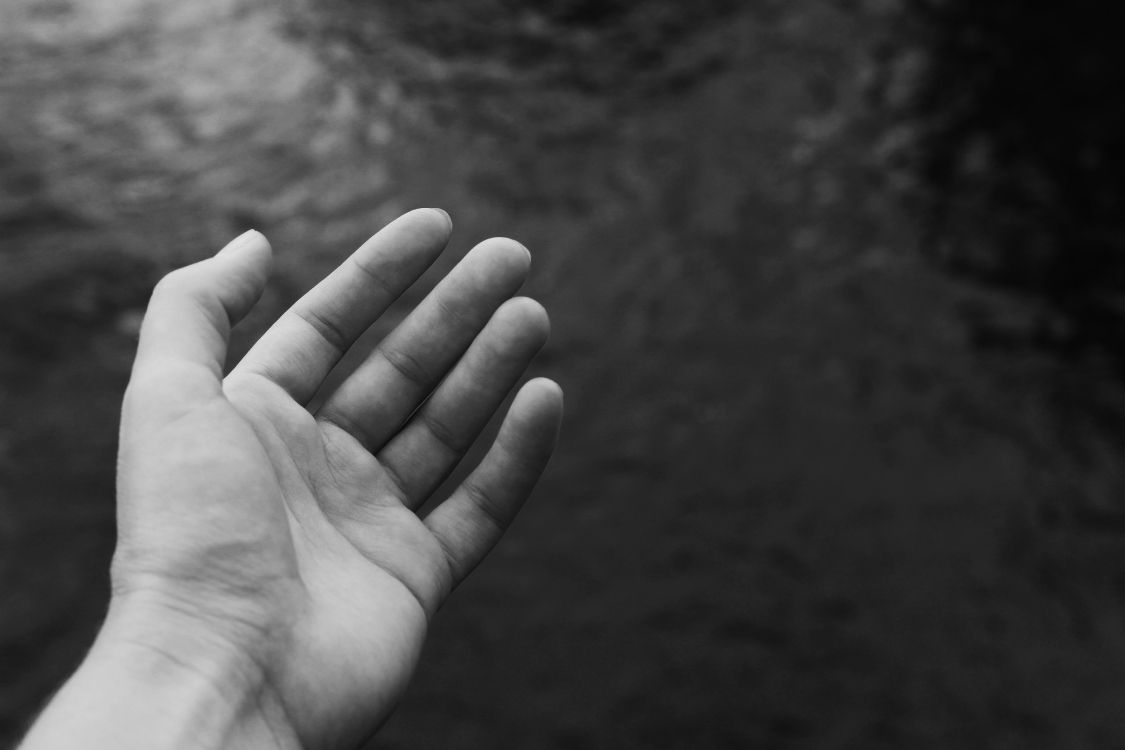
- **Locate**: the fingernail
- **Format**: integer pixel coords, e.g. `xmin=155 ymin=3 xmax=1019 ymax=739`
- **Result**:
xmin=217 ymin=229 xmax=265 ymax=258
xmin=430 ymin=207 xmax=452 ymax=227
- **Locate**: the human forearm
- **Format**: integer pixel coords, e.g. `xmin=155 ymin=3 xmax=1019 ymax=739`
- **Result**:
xmin=19 ymin=602 xmax=300 ymax=750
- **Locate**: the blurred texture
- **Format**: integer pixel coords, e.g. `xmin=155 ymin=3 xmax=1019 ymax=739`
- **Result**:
xmin=875 ymin=1 xmax=1125 ymax=367
xmin=4 ymin=0 xmax=1125 ymax=747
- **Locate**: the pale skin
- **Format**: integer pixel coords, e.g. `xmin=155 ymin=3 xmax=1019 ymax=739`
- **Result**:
xmin=18 ymin=209 xmax=563 ymax=750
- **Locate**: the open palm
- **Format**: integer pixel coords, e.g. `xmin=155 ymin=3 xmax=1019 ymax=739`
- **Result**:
xmin=110 ymin=210 xmax=562 ymax=749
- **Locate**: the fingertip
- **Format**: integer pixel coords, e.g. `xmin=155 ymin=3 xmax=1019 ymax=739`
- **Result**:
xmin=519 ymin=377 xmax=565 ymax=420
xmin=429 ymin=207 xmax=453 ymax=232
xmin=203 ymin=230 xmax=272 ymax=311
xmin=502 ymin=378 xmax=563 ymax=462
xmin=212 ymin=231 xmax=273 ymax=297
xmin=497 ymin=296 xmax=551 ymax=343
xmin=512 ymin=238 xmax=532 ymax=264
xmin=216 ymin=229 xmax=271 ymax=260
xmin=394 ymin=207 xmax=453 ymax=245
xmin=473 ymin=237 xmax=532 ymax=277
xmin=508 ymin=238 xmax=533 ymax=266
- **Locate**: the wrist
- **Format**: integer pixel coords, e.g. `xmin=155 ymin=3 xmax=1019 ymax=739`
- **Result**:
xmin=19 ymin=598 xmax=300 ymax=750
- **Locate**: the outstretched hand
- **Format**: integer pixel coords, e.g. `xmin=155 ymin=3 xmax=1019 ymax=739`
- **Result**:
xmin=22 ymin=209 xmax=562 ymax=750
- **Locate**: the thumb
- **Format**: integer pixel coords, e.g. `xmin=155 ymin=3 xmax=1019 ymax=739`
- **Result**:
xmin=132 ymin=231 xmax=272 ymax=389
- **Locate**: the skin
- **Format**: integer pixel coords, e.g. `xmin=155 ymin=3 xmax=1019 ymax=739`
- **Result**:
xmin=18 ymin=209 xmax=563 ymax=750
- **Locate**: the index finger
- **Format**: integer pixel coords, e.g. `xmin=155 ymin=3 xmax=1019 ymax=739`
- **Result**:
xmin=230 ymin=208 xmax=452 ymax=404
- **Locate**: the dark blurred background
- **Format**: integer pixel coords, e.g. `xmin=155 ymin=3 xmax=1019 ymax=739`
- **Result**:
xmin=4 ymin=0 xmax=1125 ymax=746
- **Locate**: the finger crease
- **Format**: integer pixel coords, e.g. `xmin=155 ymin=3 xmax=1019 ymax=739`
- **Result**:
xmin=419 ymin=410 xmax=468 ymax=455
xmin=377 ymin=457 xmax=412 ymax=506
xmin=293 ymin=305 xmax=351 ymax=356
xmin=378 ymin=345 xmax=432 ymax=388
xmin=318 ymin=411 xmax=376 ymax=455
xmin=461 ymin=479 xmax=507 ymax=534
xmin=432 ymin=294 xmax=472 ymax=331
xmin=427 ymin=526 xmax=461 ymax=595
xmin=347 ymin=256 xmax=398 ymax=299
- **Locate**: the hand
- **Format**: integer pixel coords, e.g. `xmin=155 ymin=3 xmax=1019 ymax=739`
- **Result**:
xmin=24 ymin=209 xmax=562 ymax=750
